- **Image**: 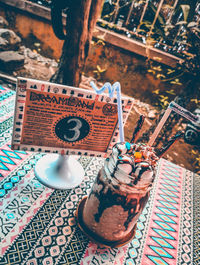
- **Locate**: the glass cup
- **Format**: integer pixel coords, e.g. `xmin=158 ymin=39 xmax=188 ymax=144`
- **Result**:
xmin=82 ymin=142 xmax=159 ymax=242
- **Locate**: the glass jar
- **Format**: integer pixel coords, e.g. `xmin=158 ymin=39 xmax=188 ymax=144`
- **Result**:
xmin=82 ymin=142 xmax=157 ymax=242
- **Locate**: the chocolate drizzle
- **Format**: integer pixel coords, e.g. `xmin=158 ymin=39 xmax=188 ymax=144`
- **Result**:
xmin=124 ymin=192 xmax=149 ymax=229
xmin=90 ymin=170 xmax=149 ymax=229
xmin=133 ymin=163 xmax=153 ymax=185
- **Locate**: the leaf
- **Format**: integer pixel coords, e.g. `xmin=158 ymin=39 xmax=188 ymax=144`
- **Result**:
xmin=192 ymin=27 xmax=200 ymax=33
xmin=176 ymin=21 xmax=187 ymax=25
xmin=147 ymin=69 xmax=156 ymax=74
xmin=153 ymin=89 xmax=159 ymax=94
xmin=100 ymin=68 xmax=107 ymax=73
xmin=138 ymin=0 xmax=145 ymax=4
xmin=163 ymin=100 xmax=169 ymax=106
xmin=156 ymin=74 xmax=166 ymax=78
xmin=34 ymin=42 xmax=41 ymax=47
xmin=164 ymin=24 xmax=175 ymax=30
xmin=187 ymin=22 xmax=198 ymax=28
xmin=166 ymin=89 xmax=176 ymax=95
xmin=167 ymin=69 xmax=175 ymax=74
xmin=192 ymin=150 xmax=197 ymax=154
xmin=144 ymin=24 xmax=152 ymax=29
xmin=180 ymin=5 xmax=190 ymax=22
xmin=191 ymin=99 xmax=200 ymax=104
xmin=140 ymin=21 xmax=151 ymax=26
xmin=152 ymin=66 xmax=162 ymax=71
xmin=96 ymin=65 xmax=101 ymax=72
xmin=96 ymin=65 xmax=106 ymax=73
xmin=153 ymin=56 xmax=162 ymax=61
xmin=159 ymin=95 xmax=168 ymax=101
xmin=162 ymin=4 xmax=174 ymax=10
xmin=159 ymin=95 xmax=169 ymax=106
xmin=95 ymin=40 xmax=105 ymax=46
xmin=181 ymin=35 xmax=187 ymax=39
xmin=183 ymin=51 xmax=195 ymax=57
xmin=100 ymin=23 xmax=106 ymax=27
xmin=146 ymin=38 xmax=157 ymax=46
xmin=170 ymin=80 xmax=182 ymax=85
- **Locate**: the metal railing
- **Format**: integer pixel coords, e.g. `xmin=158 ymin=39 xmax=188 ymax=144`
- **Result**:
xmin=26 ymin=0 xmax=200 ymax=59
xmin=99 ymin=0 xmax=200 ymax=58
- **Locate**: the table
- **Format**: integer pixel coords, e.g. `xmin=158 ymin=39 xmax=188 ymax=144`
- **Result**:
xmin=0 ymin=85 xmax=199 ymax=265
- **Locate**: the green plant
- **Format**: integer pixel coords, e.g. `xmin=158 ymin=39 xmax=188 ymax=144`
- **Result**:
xmin=93 ymin=65 xmax=107 ymax=79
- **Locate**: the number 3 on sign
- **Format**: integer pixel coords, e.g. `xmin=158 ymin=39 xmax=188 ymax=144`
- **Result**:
xmin=63 ymin=118 xmax=82 ymax=142
xmin=55 ymin=116 xmax=90 ymax=143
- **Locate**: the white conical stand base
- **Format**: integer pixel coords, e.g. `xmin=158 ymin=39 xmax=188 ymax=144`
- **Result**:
xmin=34 ymin=154 xmax=84 ymax=189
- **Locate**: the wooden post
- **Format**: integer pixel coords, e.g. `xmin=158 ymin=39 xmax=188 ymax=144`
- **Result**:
xmin=51 ymin=0 xmax=104 ymax=87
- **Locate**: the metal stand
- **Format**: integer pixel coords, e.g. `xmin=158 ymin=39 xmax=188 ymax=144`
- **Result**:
xmin=34 ymin=154 xmax=84 ymax=189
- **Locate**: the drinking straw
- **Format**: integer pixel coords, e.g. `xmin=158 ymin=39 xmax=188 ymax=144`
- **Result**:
xmin=90 ymin=81 xmax=124 ymax=142
xmin=90 ymin=81 xmax=115 ymax=97
xmin=169 ymin=101 xmax=198 ymax=123
xmin=148 ymin=107 xmax=172 ymax=147
xmin=113 ymin=82 xmax=124 ymax=142
xmin=157 ymin=130 xmax=184 ymax=157
xmin=130 ymin=115 xmax=145 ymax=143
xmin=148 ymin=101 xmax=199 ymax=147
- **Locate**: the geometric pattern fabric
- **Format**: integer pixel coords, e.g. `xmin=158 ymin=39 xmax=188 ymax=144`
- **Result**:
xmin=0 ymin=85 xmax=198 ymax=264
xmin=140 ymin=161 xmax=185 ymax=265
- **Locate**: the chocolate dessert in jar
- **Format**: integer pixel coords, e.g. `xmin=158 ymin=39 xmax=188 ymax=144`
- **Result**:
xmin=82 ymin=142 xmax=159 ymax=243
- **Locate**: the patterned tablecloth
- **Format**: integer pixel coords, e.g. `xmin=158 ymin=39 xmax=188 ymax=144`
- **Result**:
xmin=0 ymin=85 xmax=199 ymax=265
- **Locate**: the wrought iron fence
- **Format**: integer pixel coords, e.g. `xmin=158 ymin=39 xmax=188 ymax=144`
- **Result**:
xmin=28 ymin=0 xmax=200 ymax=59
xmin=99 ymin=0 xmax=200 ymax=58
